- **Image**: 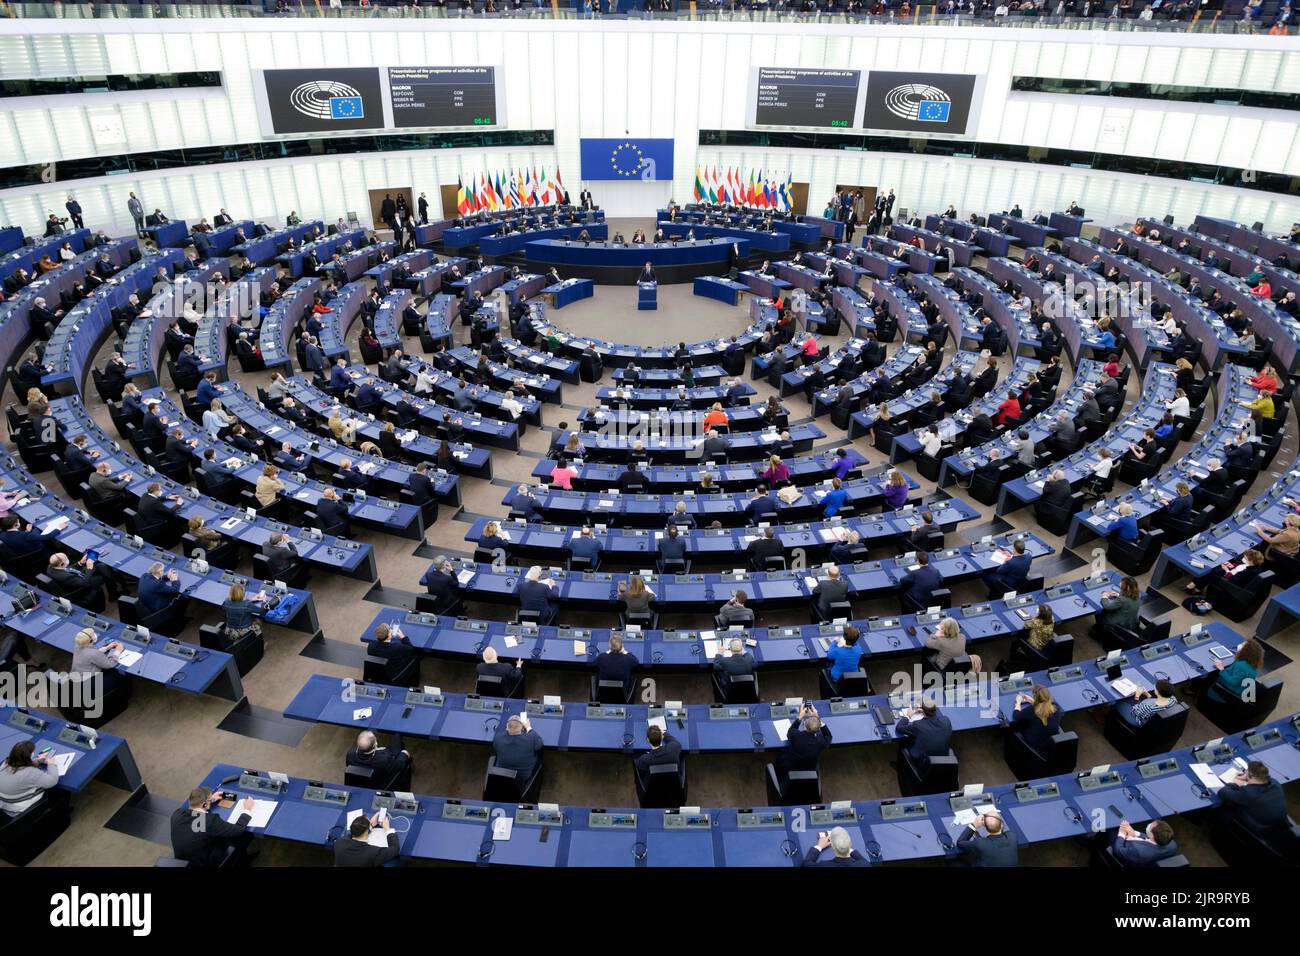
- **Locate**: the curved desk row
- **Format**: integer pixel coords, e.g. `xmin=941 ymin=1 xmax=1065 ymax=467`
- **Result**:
xmin=230 ymin=220 xmax=322 ymax=266
xmin=524 ymin=237 xmax=748 ymax=285
xmin=890 ymin=223 xmax=980 ymax=268
xmin=446 ymin=344 xmax=565 ymax=404
xmin=469 ymin=497 xmax=979 ymax=565
xmin=0 ymin=448 xmax=320 ymax=633
xmin=937 ymin=360 xmax=1107 ymax=487
xmin=0 ymin=228 xmax=91 ymax=284
xmin=365 ymin=249 xmax=432 ymax=295
xmin=847 ymin=350 xmax=982 ymax=441
xmin=293 ymin=620 xmax=1240 ymax=756
xmin=0 ymin=575 xmax=243 ymax=700
xmin=122 ymin=258 xmax=231 ymax=389
xmin=258 ymin=276 xmax=319 ymax=371
xmin=276 ymin=229 xmax=364 ymax=280
xmin=190 ymin=720 xmax=1300 ymax=865
xmin=561 ymin=421 xmax=825 ymax=465
xmin=444 ymin=532 xmax=1052 ymax=615
xmin=594 ymin=381 xmax=757 ymax=411
xmin=195 ymin=267 xmax=277 ymax=380
xmin=1 ymin=706 xmax=139 ymax=796
xmin=659 ymin=221 xmax=789 ymax=254
xmin=44 ymin=249 xmax=184 ymax=394
xmin=480 ymin=223 xmax=609 ymax=258
xmin=922 ymin=214 xmax=1012 ymax=258
xmin=527 ymin=448 xmax=868 ymax=495
xmin=389 ymin=353 xmax=543 ymax=428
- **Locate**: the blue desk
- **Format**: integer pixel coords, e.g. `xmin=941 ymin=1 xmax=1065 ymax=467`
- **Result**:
xmin=144 ymin=220 xmax=189 ymax=249
xmin=447 ymin=345 xmax=566 ymax=403
xmin=480 ymin=223 xmax=608 ymax=257
xmin=258 ymin=277 xmax=319 ymax=371
xmin=545 ymin=278 xmax=594 ymax=309
xmin=232 ymin=221 xmax=322 ymax=266
xmin=847 ymin=350 xmax=982 ymax=440
xmin=365 ymin=249 xmax=433 ymax=295
xmin=0 ymin=707 xmax=140 ymax=794
xmin=203 ymin=220 xmax=255 ymax=256
xmin=1 ymin=229 xmax=90 ymax=286
xmin=659 ymin=221 xmax=790 ymax=254
xmin=277 ymin=230 xmax=364 ymax=279
xmin=987 ymin=213 xmax=1055 ymax=248
xmin=0 ymin=226 xmax=24 ymax=256
xmin=693 ymin=276 xmax=748 ymax=306
xmin=526 ymin=238 xmax=748 ymax=284
xmin=122 ymin=259 xmax=230 ymax=388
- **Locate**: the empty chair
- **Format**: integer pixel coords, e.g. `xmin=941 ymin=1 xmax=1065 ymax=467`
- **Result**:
xmin=482 ymin=756 xmax=542 ymax=804
xmin=897 ymin=747 xmax=959 ymax=798
xmin=764 ymin=765 xmax=822 ymax=806
xmin=1003 ymin=728 xmax=1078 ymax=781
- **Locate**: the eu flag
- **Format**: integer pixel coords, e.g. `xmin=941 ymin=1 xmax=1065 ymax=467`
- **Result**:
xmin=579 ymin=138 xmax=675 ymax=181
xmin=330 ymin=96 xmax=365 ymax=120
xmin=917 ymin=100 xmax=951 ymax=123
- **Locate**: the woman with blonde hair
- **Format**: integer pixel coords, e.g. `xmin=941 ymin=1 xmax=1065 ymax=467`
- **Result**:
xmin=761 ymin=454 xmax=789 ymax=487
xmin=616 ymin=573 xmax=656 ymax=615
xmin=203 ymin=398 xmax=233 ymax=439
xmin=255 ymin=463 xmax=284 ymax=508
xmin=925 ymin=616 xmax=981 ymax=672
xmin=703 ymin=402 xmax=729 ymax=432
xmin=222 ymin=581 xmax=266 ymax=639
xmin=1254 ymin=512 xmax=1300 ymax=560
xmin=1010 ymin=684 xmax=1061 ymax=749
xmin=882 ymin=468 xmax=908 ymax=510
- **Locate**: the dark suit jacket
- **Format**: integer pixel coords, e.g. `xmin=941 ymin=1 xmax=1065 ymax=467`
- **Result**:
xmin=899 ymin=565 xmax=943 ymax=607
xmin=811 ymin=578 xmax=849 ymax=613
xmin=1111 ymin=833 xmax=1180 ymax=866
xmin=895 ymin=713 xmax=953 ymax=769
xmin=956 ymin=827 xmax=1019 ymax=866
xmin=138 ymin=573 xmax=180 ymax=616
xmin=1011 ymin=702 xmax=1062 ymax=752
xmin=137 ymin=493 xmax=179 ymax=525
xmin=1217 ymin=780 xmax=1288 ymax=836
xmin=492 ymin=729 xmax=542 ymax=775
xmin=801 ymin=846 xmax=869 ymax=866
xmin=712 ymin=652 xmax=755 ymax=683
xmin=476 ymin=659 xmax=522 ymax=690
xmin=778 ymin=720 xmax=832 ymax=773
xmin=634 ymin=733 xmax=682 ymax=775
xmin=596 ymin=650 xmax=639 ymax=692
xmin=345 ymin=743 xmax=410 ymax=781
xmin=170 ymin=806 xmax=250 ymax=867
xmin=333 ymin=830 xmax=400 ymax=867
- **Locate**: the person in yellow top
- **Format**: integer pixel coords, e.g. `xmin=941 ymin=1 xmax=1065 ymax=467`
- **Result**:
xmin=255 ymin=463 xmax=285 ymax=509
xmin=1240 ymin=390 xmax=1275 ymax=419
xmin=702 ymin=403 xmax=729 ymax=432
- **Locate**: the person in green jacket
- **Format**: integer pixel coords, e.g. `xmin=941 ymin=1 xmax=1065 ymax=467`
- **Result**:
xmin=1205 ymin=638 xmax=1265 ymax=705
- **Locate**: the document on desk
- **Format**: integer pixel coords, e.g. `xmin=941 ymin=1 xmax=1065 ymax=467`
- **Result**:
xmin=1110 ymin=677 xmax=1139 ymax=697
xmin=456 ymin=569 xmax=476 ymax=587
xmin=702 ymin=639 xmax=720 ymax=659
xmin=116 ymin=649 xmax=144 ymax=669
xmin=648 ymin=715 xmax=667 ymax=734
xmin=233 ymin=798 xmax=277 ymax=829
xmin=771 ymin=718 xmax=792 ymax=742
xmin=352 ymin=707 xmax=372 ymax=722
xmin=345 ymin=809 xmax=395 ymax=847
xmin=41 ymin=516 xmax=70 ymax=535
xmin=1191 ymin=763 xmax=1226 ymax=792
xmin=951 ymin=804 xmax=998 ymax=827
xmin=492 ymin=816 xmax=513 ymax=841
xmin=220 ymin=517 xmax=243 ymax=530
xmin=503 ymin=634 xmax=520 ymax=649
xmin=48 ymin=752 xmax=77 ymax=777
xmin=803 ymin=576 xmax=819 ymax=591
xmin=573 ymin=639 xmax=587 ymax=656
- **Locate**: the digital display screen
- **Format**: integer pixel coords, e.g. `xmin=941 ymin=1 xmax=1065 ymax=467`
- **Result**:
xmin=387 ymin=66 xmax=499 ymax=129
xmin=752 ymin=68 xmax=861 ymax=129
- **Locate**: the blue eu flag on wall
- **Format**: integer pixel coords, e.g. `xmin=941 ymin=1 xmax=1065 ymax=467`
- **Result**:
xmin=330 ymin=96 xmax=364 ymax=120
xmin=579 ymin=138 xmax=675 ymax=181
xmin=917 ymin=100 xmax=951 ymax=123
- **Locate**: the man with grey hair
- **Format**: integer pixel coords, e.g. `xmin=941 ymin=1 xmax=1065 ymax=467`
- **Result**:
xmin=802 ymin=825 xmax=868 ymax=866
xmin=491 ymin=711 xmax=542 ymax=779
xmin=419 ymin=554 xmax=461 ymax=613
xmin=1052 ymin=410 xmax=1076 ymax=445
xmin=476 ymin=646 xmax=523 ymax=697
xmin=712 ymin=637 xmax=756 ymax=694
xmin=1077 ymin=387 xmax=1103 ymax=427
xmin=346 ymin=729 xmax=411 ymax=786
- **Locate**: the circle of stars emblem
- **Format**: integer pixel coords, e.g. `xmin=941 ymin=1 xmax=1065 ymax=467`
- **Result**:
xmin=611 ymin=143 xmax=646 ymax=178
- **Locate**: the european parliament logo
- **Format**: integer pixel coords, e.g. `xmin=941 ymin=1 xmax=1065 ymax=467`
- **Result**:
xmin=289 ymin=79 xmax=365 ymax=121
xmin=884 ymin=83 xmax=953 ymax=124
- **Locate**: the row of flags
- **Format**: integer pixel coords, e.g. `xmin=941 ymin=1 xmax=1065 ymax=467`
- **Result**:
xmin=693 ymin=166 xmax=794 ymax=211
xmin=457 ymin=167 xmax=567 ymax=215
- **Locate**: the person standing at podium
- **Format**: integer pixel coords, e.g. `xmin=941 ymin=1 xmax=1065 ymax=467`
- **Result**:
xmin=639 ymin=262 xmax=656 ymax=284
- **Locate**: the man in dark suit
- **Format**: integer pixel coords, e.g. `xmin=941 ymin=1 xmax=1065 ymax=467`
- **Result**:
xmin=367 ymin=622 xmax=418 ymax=684
xmin=1216 ymin=761 xmax=1289 ymax=837
xmin=477 ymin=646 xmax=523 ymax=697
xmin=983 ymin=538 xmax=1032 ymax=597
xmin=316 ymin=487 xmax=351 ymax=535
xmin=65 ymin=195 xmax=84 ymax=229
xmin=638 ymin=262 xmax=656 ymax=283
xmin=898 ymin=551 xmax=943 ymax=612
xmin=260 ymin=533 xmax=302 ymax=581
xmin=634 ymin=725 xmax=681 ymax=777
xmin=407 ymin=462 xmax=436 ymax=506
xmin=492 ymin=713 xmax=543 ymax=778
xmin=595 ymin=634 xmax=639 ymax=697
xmin=418 ymin=555 xmax=461 ymax=611
xmin=46 ymin=552 xmax=113 ymax=609
xmin=1040 ymin=469 xmax=1073 ymax=509
xmin=746 ymin=526 xmax=784 ymax=569
xmin=566 ymin=526 xmax=603 ymax=568
xmin=743 ymin=486 xmax=777 ymax=524
xmin=801 ymin=827 xmax=869 ymax=866
xmin=346 ymin=728 xmax=411 ymax=787
xmin=712 ymin=637 xmax=755 ymax=691
xmin=956 ymin=812 xmax=1019 ymax=867
xmin=333 ymin=813 xmax=400 ymax=867
xmin=810 ymin=566 xmax=850 ymax=619
xmin=775 ymin=703 xmax=832 ymax=776
xmin=137 ymin=482 xmax=183 ymax=525
xmin=170 ymin=786 xmax=255 ymax=867
xmin=894 ymin=698 xmax=952 ymax=771
xmin=1110 ymin=819 xmax=1179 ymax=866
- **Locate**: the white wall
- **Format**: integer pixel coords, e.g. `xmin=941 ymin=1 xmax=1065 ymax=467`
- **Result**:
xmin=4 ymin=19 xmax=1300 ymax=232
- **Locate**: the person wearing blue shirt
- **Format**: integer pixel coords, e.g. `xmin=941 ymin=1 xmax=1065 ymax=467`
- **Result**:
xmin=898 ymin=551 xmax=943 ymax=612
xmin=196 ymin=373 xmax=221 ymax=408
xmin=512 ymin=484 xmax=541 ymax=523
xmin=138 ymin=562 xmax=182 ymax=617
xmin=983 ymin=539 xmax=1032 ymax=597
xmin=566 ymin=526 xmax=603 ymax=568
xmin=518 ymin=566 xmax=560 ymax=626
xmin=177 ymin=345 xmax=202 ymax=378
xmin=657 ymin=524 xmax=688 ymax=568
xmin=830 ymin=448 xmax=856 ymax=481
xmin=820 ymin=477 xmax=848 ymax=518
xmin=824 ymin=625 xmax=863 ymax=682
xmin=329 ymin=360 xmax=351 ymax=391
xmin=1110 ymin=819 xmax=1179 ymax=866
xmin=1094 ymin=323 xmax=1116 ymax=350
xmin=1163 ymin=481 xmax=1193 ymax=521
xmin=743 ymin=486 xmax=777 ymax=524
xmin=1153 ymin=413 xmax=1176 ymax=441
xmin=1104 ymin=503 xmax=1140 ymax=542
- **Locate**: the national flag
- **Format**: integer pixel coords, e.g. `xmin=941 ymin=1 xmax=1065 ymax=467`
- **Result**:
xmin=694 ymin=166 xmax=704 ymax=202
xmin=456 ymin=176 xmax=469 ymax=216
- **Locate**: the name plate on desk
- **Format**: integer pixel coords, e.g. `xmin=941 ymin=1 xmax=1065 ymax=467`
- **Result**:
xmin=770 ymin=627 xmax=804 ymax=639
xmin=589 ymin=810 xmax=637 ymax=828
xmin=867 ymin=618 xmax=900 ymax=631
xmin=737 ymin=810 xmax=785 ymax=828
xmin=586 ymin=704 xmax=626 ymax=719
xmin=526 ymin=700 xmax=565 ymax=718
xmin=443 ymin=802 xmax=490 ymax=821
xmin=960 ymin=604 xmax=992 ymax=618
xmin=880 ymin=800 xmax=929 ymax=820
xmin=405 ymin=689 xmax=444 ymax=707
xmin=709 ymin=705 xmax=750 ymax=720
xmin=1077 ymin=770 xmax=1123 ymax=792
xmin=1045 ymin=584 xmax=1076 ymax=599
xmin=663 ymin=809 xmax=711 ymax=829
xmin=163 ymin=639 xmax=198 ymax=659
xmin=810 ymin=805 xmax=857 ymax=825
xmin=464 ymin=696 xmax=505 ymax=713
xmin=303 ymin=783 xmax=349 ymax=806
xmin=1013 ymin=782 xmax=1061 ymax=803
xmin=8 ymin=710 xmax=47 ymax=733
xmin=555 ymin=627 xmax=594 ymax=639
xmin=372 ymin=792 xmax=419 ymax=814
xmin=516 ymin=807 xmax=564 ymax=826
xmin=1048 ymin=665 xmax=1087 ymax=684
xmin=1181 ymin=629 xmax=1213 ymax=649
xmin=1004 ymin=594 xmax=1036 ymax=609
xmin=661 ymin=630 xmax=698 ymax=642
xmin=649 ymin=704 xmax=687 ymax=721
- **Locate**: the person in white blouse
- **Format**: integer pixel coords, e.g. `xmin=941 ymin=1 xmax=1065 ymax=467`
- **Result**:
xmin=919 ymin=425 xmax=943 ymax=459
xmin=1167 ymin=389 xmax=1190 ymax=419
xmin=202 ymin=399 xmax=234 ymax=439
xmin=414 ymin=366 xmax=437 ymax=396
xmin=501 ymin=390 xmax=524 ymax=420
